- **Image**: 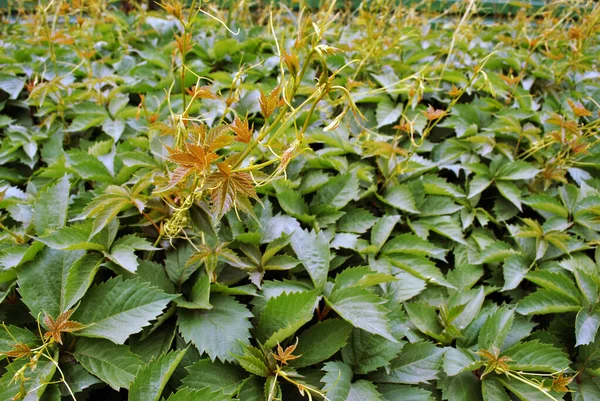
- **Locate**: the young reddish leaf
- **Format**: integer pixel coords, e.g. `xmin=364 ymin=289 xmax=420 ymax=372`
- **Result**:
xmin=186 ymin=85 xmax=217 ymax=100
xmin=230 ymin=117 xmax=253 ymax=143
xmin=4 ymin=343 xmax=32 ymax=359
xmin=259 ymin=86 xmax=281 ymax=119
xmin=282 ymin=50 xmax=300 ymax=76
xmin=166 ymin=143 xmax=219 ymax=188
xmin=423 ymin=105 xmax=446 ymax=121
xmin=273 ymin=340 xmax=301 ymax=365
xmin=567 ymin=99 xmax=592 ymax=117
xmin=204 ymin=162 xmax=260 ymax=219
xmin=43 ymin=309 xmax=85 ymax=345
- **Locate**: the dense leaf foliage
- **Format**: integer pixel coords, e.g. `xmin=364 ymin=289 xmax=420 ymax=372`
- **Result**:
xmin=0 ymin=0 xmax=599 ymax=400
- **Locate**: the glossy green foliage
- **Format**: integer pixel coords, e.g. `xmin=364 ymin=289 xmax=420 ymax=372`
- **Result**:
xmin=0 ymin=0 xmax=599 ymax=400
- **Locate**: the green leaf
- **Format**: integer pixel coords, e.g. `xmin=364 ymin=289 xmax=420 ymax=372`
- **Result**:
xmin=517 ymin=288 xmax=581 ymax=315
xmin=34 ymin=224 xmax=104 ymax=251
xmin=327 ymin=287 xmax=397 ymax=343
xmin=371 ymin=215 xmax=401 ymax=253
xmin=379 ymin=384 xmax=434 ymax=400
xmin=338 ymin=208 xmax=378 ymax=234
xmin=0 ymin=326 xmax=40 ymax=360
xmin=176 ymin=274 xmax=211 ymax=309
xmin=256 ymin=290 xmax=318 ymax=349
xmin=67 ymin=115 xmax=107 ymax=132
xmin=478 ymin=306 xmax=515 ymax=350
xmin=74 ymin=186 xmax=141 ymax=239
xmin=405 ymin=302 xmax=443 ymax=339
xmin=136 ymin=260 xmax=175 ymax=295
xmin=496 ymin=180 xmax=522 ymax=211
xmin=443 ymin=347 xmax=482 ymax=376
xmin=525 ymin=270 xmax=581 ymax=302
xmin=41 ymin=384 xmax=61 ymax=401
xmin=321 ymin=361 xmax=353 ymax=401
xmin=481 ymin=377 xmax=511 ymax=401
xmin=166 ymin=388 xmax=234 ymax=401
xmin=347 ymin=380 xmax=384 ymax=401
xmin=0 ymin=351 xmax=57 ymax=400
xmin=342 ymin=328 xmax=405 ymax=374
xmin=129 ymin=323 xmax=176 ymax=363
xmin=422 ymin=175 xmax=465 ymax=199
xmin=0 ymin=242 xmax=44 ymax=272
xmin=468 ymin=174 xmax=492 ymax=199
xmin=419 ymin=196 xmax=464 ymax=216
xmin=439 ymin=371 xmax=483 ymax=401
xmin=418 ymin=216 xmax=467 ymax=245
xmin=182 ymin=359 xmax=247 ymax=395
xmin=73 ymin=277 xmax=176 ymax=344
xmin=376 ymin=99 xmax=402 ymax=128
xmin=573 ymin=376 xmax=600 ymax=401
xmin=128 ymin=349 xmax=186 ymax=401
xmin=371 ymin=342 xmax=444 ymax=384
xmin=290 ymin=229 xmax=330 ymax=290
xmin=102 ymin=118 xmax=126 ymax=141
xmin=502 ymin=254 xmax=529 ymax=291
xmin=67 ymin=150 xmax=114 ymax=182
xmin=496 ymin=161 xmax=539 ymax=180
xmin=576 ymin=306 xmax=600 ymax=347
xmin=17 ymin=248 xmax=99 ymax=319
xmin=178 ymin=294 xmax=253 ymax=362
xmin=333 ymin=266 xmax=396 ymax=291
xmin=33 ymin=175 xmax=70 ymax=235
xmin=238 ymin=376 xmax=266 ymax=401
xmin=523 ymin=194 xmax=569 ymax=219
xmin=233 ymin=345 xmax=270 ymax=377
xmin=276 ymin=189 xmax=311 ymax=219
xmin=0 ymin=115 xmax=13 ymax=128
xmin=380 ymin=234 xmax=447 ymax=261
xmin=58 ymin=362 xmax=101 ymax=395
xmin=165 ymin=242 xmax=198 ymax=287
xmin=73 ymin=337 xmax=142 ymax=390
xmin=0 ymin=73 xmax=25 ymax=99
xmin=261 ymin=233 xmax=291 ymax=264
xmin=263 ymin=254 xmax=300 ymax=270
xmin=311 ymin=173 xmax=359 ymax=211
xmin=386 ymin=255 xmax=454 ymax=288
xmin=381 ymin=184 xmax=420 ymax=214
xmin=504 ymin=340 xmax=570 ymax=372
xmin=499 ymin=377 xmax=565 ymax=400
xmin=474 ymin=241 xmax=517 ymax=264
xmin=290 ymin=318 xmax=353 ymax=368
xmin=106 ymin=245 xmax=138 ymax=273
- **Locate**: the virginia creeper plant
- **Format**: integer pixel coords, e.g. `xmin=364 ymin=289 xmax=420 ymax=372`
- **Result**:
xmin=0 ymin=0 xmax=599 ymax=400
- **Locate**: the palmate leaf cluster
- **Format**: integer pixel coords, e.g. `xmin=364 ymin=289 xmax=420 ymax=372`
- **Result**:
xmin=0 ymin=1 xmax=600 ymax=400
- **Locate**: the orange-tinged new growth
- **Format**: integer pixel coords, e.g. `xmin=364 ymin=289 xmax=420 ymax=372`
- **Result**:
xmin=186 ymin=85 xmax=217 ymax=100
xmin=205 ymin=160 xmax=261 ymax=219
xmin=567 ymin=99 xmax=592 ymax=117
xmin=43 ymin=309 xmax=84 ymax=345
xmin=282 ymin=50 xmax=300 ymax=77
xmin=448 ymin=85 xmax=461 ymax=98
xmin=423 ymin=105 xmax=446 ymax=121
xmin=477 ymin=347 xmax=512 ymax=378
xmin=552 ymin=372 xmax=574 ymax=393
xmin=175 ymin=32 xmax=194 ymax=54
xmin=166 ymin=143 xmax=219 ymax=188
xmin=231 ymin=117 xmax=253 ymax=143
xmin=4 ymin=343 xmax=32 ymax=359
xmin=273 ymin=340 xmax=301 ymax=365
xmin=499 ymin=69 xmax=521 ymax=86
xmin=259 ymin=86 xmax=282 ymax=119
